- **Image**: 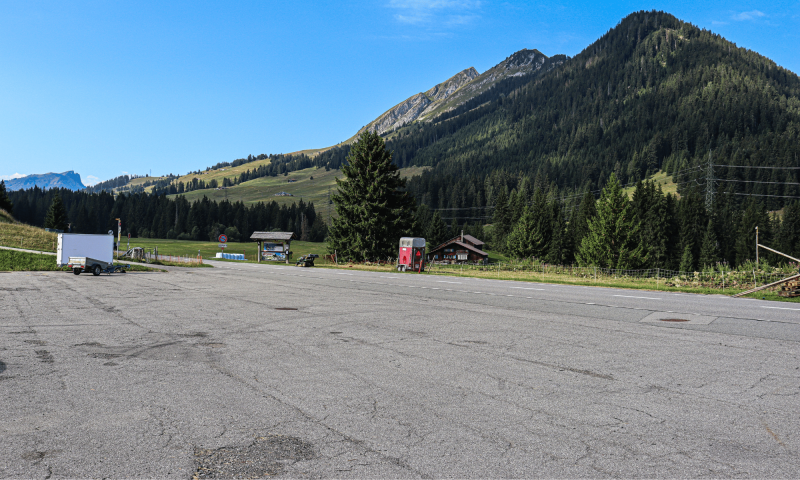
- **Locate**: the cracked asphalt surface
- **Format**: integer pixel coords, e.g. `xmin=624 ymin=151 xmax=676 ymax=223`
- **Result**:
xmin=1 ymin=261 xmax=799 ymax=478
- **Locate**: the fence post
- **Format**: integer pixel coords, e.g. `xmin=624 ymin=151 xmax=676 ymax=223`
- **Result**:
xmin=594 ymin=266 xmax=596 ymax=283
xmin=656 ymin=268 xmax=659 ymax=290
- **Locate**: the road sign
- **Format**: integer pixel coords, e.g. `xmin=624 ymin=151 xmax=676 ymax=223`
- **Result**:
xmin=218 ymin=244 xmax=228 ymax=248
xmin=219 ymin=234 xmax=228 ymax=243
xmin=128 ymin=233 xmax=131 ymax=239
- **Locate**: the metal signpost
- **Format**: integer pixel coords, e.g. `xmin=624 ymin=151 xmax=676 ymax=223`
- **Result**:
xmin=115 ymin=218 xmax=121 ymax=260
xmin=218 ymin=234 xmax=228 ymax=254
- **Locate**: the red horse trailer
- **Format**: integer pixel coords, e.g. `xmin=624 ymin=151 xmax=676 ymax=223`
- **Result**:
xmin=397 ymin=237 xmax=426 ymax=272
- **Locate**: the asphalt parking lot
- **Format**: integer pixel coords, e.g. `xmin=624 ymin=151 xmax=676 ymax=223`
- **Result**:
xmin=1 ymin=263 xmax=799 ymax=478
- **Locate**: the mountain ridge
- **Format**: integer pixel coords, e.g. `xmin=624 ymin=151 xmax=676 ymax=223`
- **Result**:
xmin=5 ymin=171 xmax=85 ymax=192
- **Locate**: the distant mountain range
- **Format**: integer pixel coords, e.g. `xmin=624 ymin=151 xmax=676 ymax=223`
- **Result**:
xmin=4 ymin=171 xmax=85 ymax=191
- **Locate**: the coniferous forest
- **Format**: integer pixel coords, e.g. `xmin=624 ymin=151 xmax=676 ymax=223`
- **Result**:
xmin=6 ymin=187 xmax=328 ymax=243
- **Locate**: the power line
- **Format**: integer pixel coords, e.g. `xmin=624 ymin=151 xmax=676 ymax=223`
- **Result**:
xmin=713 ymin=164 xmax=800 ymax=170
xmin=728 ymin=192 xmax=800 ymax=199
xmin=715 ymin=178 xmax=800 ymax=186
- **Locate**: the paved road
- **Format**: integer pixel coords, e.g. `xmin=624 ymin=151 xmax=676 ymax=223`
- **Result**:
xmin=1 ymin=262 xmax=798 ymax=478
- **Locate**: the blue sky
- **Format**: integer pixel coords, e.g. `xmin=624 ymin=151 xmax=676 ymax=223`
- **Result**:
xmin=1 ymin=1 xmax=798 ymax=185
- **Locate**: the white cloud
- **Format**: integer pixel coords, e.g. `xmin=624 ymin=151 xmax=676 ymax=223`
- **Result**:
xmin=711 ymin=20 xmax=729 ymax=26
xmin=83 ymin=175 xmax=100 ymax=186
xmin=733 ymin=10 xmax=766 ymax=21
xmin=121 ymin=171 xmax=129 ymax=175
xmin=0 ymin=173 xmax=25 ymax=181
xmin=388 ymin=0 xmax=482 ymax=26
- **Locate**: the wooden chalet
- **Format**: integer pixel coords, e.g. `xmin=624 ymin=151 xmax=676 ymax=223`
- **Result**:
xmin=428 ymin=232 xmax=489 ymax=264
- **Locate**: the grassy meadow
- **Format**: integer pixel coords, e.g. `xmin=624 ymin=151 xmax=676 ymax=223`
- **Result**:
xmin=167 ymin=166 xmax=340 ymax=207
xmin=0 ymin=221 xmax=58 ymax=252
xmin=621 ymin=170 xmax=678 ymax=198
xmin=127 ymin=237 xmax=331 ymax=263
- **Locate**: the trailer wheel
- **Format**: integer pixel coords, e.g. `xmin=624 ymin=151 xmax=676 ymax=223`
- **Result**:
xmin=92 ymin=265 xmax=101 ymax=276
xmin=120 ymin=269 xmax=126 ymax=274
xmin=73 ymin=268 xmax=81 ymax=275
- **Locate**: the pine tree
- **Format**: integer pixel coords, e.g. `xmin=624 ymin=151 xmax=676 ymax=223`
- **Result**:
xmin=545 ymin=201 xmax=566 ymax=264
xmin=327 ymin=131 xmax=416 ymax=261
xmin=679 ymin=244 xmax=694 ymax=273
xmin=677 ymin=189 xmax=706 ymax=271
xmin=632 ymin=181 xmax=668 ymax=267
xmin=779 ymin=200 xmax=800 ymax=260
xmin=0 ymin=180 xmax=12 ymax=214
xmin=576 ymin=173 xmax=645 ymax=269
xmin=698 ymin=219 xmax=719 ymax=268
xmin=44 ymin=193 xmax=69 ymax=231
xmin=565 ymin=189 xmax=597 ymax=264
xmin=449 ymin=217 xmax=460 ymax=239
xmin=426 ymin=211 xmax=448 ymax=247
xmin=735 ymin=199 xmax=768 ymax=266
xmin=506 ymin=206 xmax=544 ymax=259
xmin=492 ymin=187 xmax=511 ymax=251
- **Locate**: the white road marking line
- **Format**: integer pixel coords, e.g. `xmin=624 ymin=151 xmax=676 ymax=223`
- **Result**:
xmin=510 ymin=287 xmax=545 ymax=291
xmin=761 ymin=306 xmax=800 ymax=311
xmin=337 ymin=273 xmax=353 ymax=275
xmin=431 ymin=287 xmax=440 ymax=290
xmin=437 ymin=281 xmax=462 ymax=284
xmin=586 ymin=302 xmax=595 ymax=305
xmin=612 ymin=295 xmax=661 ymax=300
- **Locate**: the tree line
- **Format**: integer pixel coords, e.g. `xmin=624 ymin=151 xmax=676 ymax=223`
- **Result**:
xmin=478 ymin=173 xmax=799 ymax=270
xmin=6 ymin=186 xmax=327 ymax=243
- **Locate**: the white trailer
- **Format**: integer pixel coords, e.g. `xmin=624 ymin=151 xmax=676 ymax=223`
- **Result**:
xmin=57 ymin=233 xmax=114 ymax=267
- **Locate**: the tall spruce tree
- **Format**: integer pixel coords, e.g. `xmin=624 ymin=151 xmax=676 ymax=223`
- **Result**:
xmin=576 ymin=173 xmax=645 ymax=269
xmin=44 ymin=193 xmax=69 ymax=231
xmin=0 ymin=180 xmax=12 ymax=214
xmin=735 ymin=200 xmax=769 ymax=266
xmin=492 ymin=188 xmax=511 ymax=251
xmin=677 ymin=189 xmax=706 ymax=271
xmin=545 ymin=200 xmax=567 ymax=264
xmin=779 ymin=200 xmax=800 ymax=260
xmin=679 ymin=244 xmax=695 ymax=272
xmin=506 ymin=206 xmax=544 ymax=259
xmin=327 ymin=131 xmax=415 ymax=261
xmin=426 ymin=211 xmax=448 ymax=247
xmin=632 ymin=181 xmax=669 ymax=267
xmin=565 ymin=189 xmax=597 ymax=264
xmin=698 ymin=219 xmax=719 ymax=268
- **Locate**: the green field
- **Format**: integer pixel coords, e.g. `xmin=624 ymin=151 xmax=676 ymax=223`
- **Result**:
xmin=0 ymin=222 xmax=58 ymax=252
xmin=162 ymin=165 xmax=429 ymax=208
xmin=621 ymin=170 xmax=678 ymax=198
xmin=128 ymin=237 xmax=331 ymax=263
xmin=167 ymin=166 xmax=340 ymax=207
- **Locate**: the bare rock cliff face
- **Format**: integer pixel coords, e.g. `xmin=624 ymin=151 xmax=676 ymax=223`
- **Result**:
xmin=359 ymin=67 xmax=478 ymax=136
xmin=356 ymin=49 xmax=560 ymax=137
xmin=418 ymin=49 xmax=555 ymax=121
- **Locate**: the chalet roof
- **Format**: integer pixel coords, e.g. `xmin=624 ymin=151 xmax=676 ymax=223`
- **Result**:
xmin=431 ymin=234 xmax=486 ymax=253
xmin=461 ymin=234 xmax=484 ymax=246
xmin=429 ymin=239 xmax=488 ymax=257
xmin=250 ymin=231 xmax=295 ymax=241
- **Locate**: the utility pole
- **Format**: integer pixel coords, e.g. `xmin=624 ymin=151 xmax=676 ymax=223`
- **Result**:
xmin=705 ymin=148 xmax=715 ymax=211
xmin=755 ymin=226 xmax=759 ymax=267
